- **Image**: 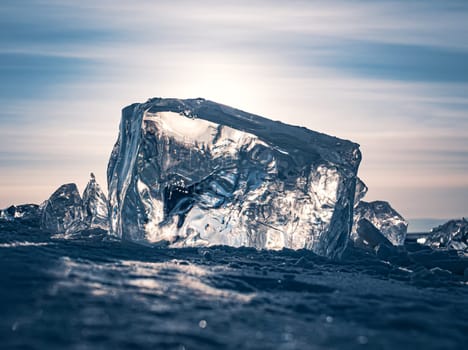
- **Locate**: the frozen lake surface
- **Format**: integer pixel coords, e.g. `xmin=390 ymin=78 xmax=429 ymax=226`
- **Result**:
xmin=1 ymin=220 xmax=467 ymax=349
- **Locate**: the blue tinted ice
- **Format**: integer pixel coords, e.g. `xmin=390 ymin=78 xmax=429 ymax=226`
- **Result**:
xmin=352 ymin=200 xmax=408 ymax=246
xmin=40 ymin=175 xmax=109 ymax=234
xmin=40 ymin=183 xmax=84 ymax=234
xmin=422 ymin=219 xmax=468 ymax=254
xmin=0 ymin=204 xmax=40 ymax=222
xmin=82 ymin=173 xmax=109 ymax=231
xmin=107 ymin=98 xmax=361 ymax=258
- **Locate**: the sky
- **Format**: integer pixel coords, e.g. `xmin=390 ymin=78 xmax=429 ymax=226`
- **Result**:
xmin=1 ymin=0 xmax=467 ymax=230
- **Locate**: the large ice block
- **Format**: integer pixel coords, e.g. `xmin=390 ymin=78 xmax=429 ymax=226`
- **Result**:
xmin=107 ymin=98 xmax=361 ymax=258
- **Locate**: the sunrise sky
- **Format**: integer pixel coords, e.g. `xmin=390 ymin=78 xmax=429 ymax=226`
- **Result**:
xmin=1 ymin=0 xmax=467 ymax=229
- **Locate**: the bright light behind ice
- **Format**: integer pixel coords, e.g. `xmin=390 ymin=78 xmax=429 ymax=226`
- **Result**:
xmin=150 ymin=55 xmax=274 ymax=114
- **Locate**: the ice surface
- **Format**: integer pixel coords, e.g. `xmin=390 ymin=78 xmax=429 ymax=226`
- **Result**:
xmin=2 ymin=217 xmax=468 ymax=350
xmin=423 ymin=219 xmax=468 ymax=254
xmin=40 ymin=183 xmax=84 ymax=234
xmin=107 ymin=98 xmax=361 ymax=258
xmin=0 ymin=204 xmax=40 ymax=222
xmin=352 ymin=200 xmax=408 ymax=246
xmin=82 ymin=173 xmax=109 ymax=231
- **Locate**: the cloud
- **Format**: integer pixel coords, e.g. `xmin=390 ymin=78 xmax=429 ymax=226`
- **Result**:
xmin=304 ymin=41 xmax=468 ymax=83
xmin=0 ymin=53 xmax=97 ymax=101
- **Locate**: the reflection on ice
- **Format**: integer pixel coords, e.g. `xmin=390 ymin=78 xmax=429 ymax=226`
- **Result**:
xmin=121 ymin=259 xmax=255 ymax=302
xmin=0 ymin=241 xmax=52 ymax=248
xmin=417 ymin=237 xmax=427 ymax=245
xmin=53 ymin=256 xmax=255 ymax=304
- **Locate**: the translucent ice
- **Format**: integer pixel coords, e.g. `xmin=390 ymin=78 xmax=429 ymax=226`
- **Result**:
xmin=41 ymin=184 xmax=84 ymax=234
xmin=0 ymin=204 xmax=40 ymax=222
xmin=82 ymin=173 xmax=109 ymax=231
xmin=353 ymin=177 xmax=368 ymax=207
xmin=40 ymin=175 xmax=109 ymax=234
xmin=353 ymin=218 xmax=393 ymax=250
xmin=107 ymin=98 xmax=361 ymax=258
xmin=423 ymin=219 xmax=468 ymax=254
xmin=352 ymin=201 xmax=408 ymax=246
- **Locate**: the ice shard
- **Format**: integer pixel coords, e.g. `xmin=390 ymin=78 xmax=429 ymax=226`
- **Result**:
xmin=107 ymin=98 xmax=361 ymax=258
xmin=82 ymin=173 xmax=109 ymax=230
xmin=353 ymin=177 xmax=368 ymax=207
xmin=40 ymin=184 xmax=84 ymax=234
xmin=352 ymin=200 xmax=408 ymax=246
xmin=422 ymin=219 xmax=468 ymax=254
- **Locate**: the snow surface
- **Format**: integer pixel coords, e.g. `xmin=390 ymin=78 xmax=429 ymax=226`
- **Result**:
xmin=0 ymin=219 xmax=467 ymax=350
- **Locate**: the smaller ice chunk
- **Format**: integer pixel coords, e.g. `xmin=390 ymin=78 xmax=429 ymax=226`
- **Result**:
xmin=353 ymin=218 xmax=393 ymax=250
xmin=40 ymin=175 xmax=110 ymax=234
xmin=353 ymin=177 xmax=368 ymax=207
xmin=352 ymin=200 xmax=408 ymax=246
xmin=41 ymin=184 xmax=84 ymax=234
xmin=423 ymin=219 xmax=468 ymax=254
xmin=0 ymin=204 xmax=40 ymax=222
xmin=82 ymin=173 xmax=109 ymax=230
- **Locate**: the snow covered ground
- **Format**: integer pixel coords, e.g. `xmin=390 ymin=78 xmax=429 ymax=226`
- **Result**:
xmin=1 ymin=220 xmax=467 ymax=349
